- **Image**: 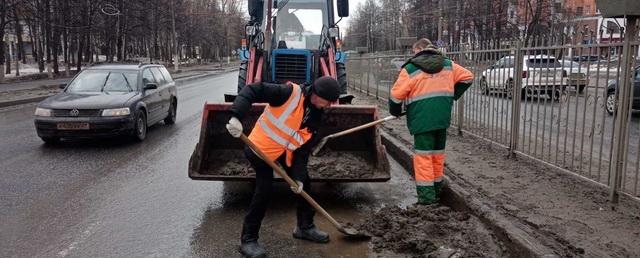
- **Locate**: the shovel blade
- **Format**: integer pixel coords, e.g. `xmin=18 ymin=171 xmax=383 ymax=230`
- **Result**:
xmin=338 ymin=226 xmax=371 ymax=240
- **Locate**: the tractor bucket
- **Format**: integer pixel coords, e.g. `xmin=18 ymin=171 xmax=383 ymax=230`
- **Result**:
xmin=189 ymin=103 xmax=390 ymax=182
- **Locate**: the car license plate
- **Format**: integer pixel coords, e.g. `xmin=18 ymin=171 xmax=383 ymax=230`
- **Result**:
xmin=57 ymin=122 xmax=90 ymax=130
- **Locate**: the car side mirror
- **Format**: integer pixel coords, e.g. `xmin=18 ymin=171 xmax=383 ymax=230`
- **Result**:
xmin=144 ymin=83 xmax=158 ymax=90
xmin=489 ymin=65 xmax=495 ymax=70
xmin=337 ymin=0 xmax=349 ymax=17
xmin=58 ymin=83 xmax=67 ymax=89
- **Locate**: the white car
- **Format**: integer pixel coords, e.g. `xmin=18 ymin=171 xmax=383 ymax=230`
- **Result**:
xmin=558 ymin=59 xmax=589 ymax=93
xmin=480 ymin=55 xmax=567 ymax=100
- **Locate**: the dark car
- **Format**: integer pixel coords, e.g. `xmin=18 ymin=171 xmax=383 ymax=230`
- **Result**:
xmin=572 ymin=55 xmax=600 ymax=63
xmin=34 ymin=64 xmax=178 ymax=143
xmin=606 ymin=66 xmax=640 ymax=115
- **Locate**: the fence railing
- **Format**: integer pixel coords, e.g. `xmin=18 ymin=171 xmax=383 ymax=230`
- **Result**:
xmin=347 ymin=41 xmax=640 ymax=202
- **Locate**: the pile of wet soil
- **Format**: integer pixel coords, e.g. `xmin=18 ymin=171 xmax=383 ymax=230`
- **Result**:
xmin=206 ymin=150 xmax=254 ymax=176
xmin=309 ymin=151 xmax=376 ymax=178
xmin=206 ymin=150 xmax=377 ymax=178
xmin=355 ymin=204 xmax=505 ymax=257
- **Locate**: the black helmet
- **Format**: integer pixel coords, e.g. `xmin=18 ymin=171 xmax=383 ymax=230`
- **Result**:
xmin=312 ymin=76 xmax=340 ymax=102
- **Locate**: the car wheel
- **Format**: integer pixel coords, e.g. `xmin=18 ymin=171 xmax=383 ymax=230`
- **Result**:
xmin=164 ymin=100 xmax=177 ymax=125
xmin=480 ymin=78 xmax=489 ymax=95
xmin=606 ymin=91 xmax=616 ymax=115
xmin=547 ymin=87 xmax=562 ymax=102
xmin=577 ymin=85 xmax=586 ymax=94
xmin=237 ymin=61 xmax=247 ymax=93
xmin=40 ymin=136 xmax=60 ymax=144
xmin=337 ymin=62 xmax=348 ymax=94
xmin=505 ymin=79 xmax=514 ymax=99
xmin=133 ymin=110 xmax=147 ymax=141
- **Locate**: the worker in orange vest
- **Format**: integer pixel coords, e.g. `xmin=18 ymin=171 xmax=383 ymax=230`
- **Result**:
xmin=226 ymin=76 xmax=341 ymax=258
xmin=390 ymin=39 xmax=474 ymax=205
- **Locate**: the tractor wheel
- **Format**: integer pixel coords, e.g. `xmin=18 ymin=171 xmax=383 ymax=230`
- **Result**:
xmin=337 ymin=62 xmax=348 ymax=94
xmin=237 ymin=61 xmax=248 ymax=93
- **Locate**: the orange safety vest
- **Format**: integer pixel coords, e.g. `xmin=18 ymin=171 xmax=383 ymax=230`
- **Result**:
xmin=248 ymin=83 xmax=313 ymax=167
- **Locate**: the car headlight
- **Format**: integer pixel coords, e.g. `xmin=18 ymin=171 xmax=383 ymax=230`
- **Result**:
xmin=34 ymin=107 xmax=52 ymax=117
xmin=101 ymin=108 xmax=130 ymax=117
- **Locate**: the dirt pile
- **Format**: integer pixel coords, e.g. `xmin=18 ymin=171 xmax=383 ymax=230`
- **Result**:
xmin=207 ymin=150 xmax=377 ymax=179
xmin=355 ymin=204 xmax=506 ymax=258
xmin=206 ymin=150 xmax=254 ymax=176
xmin=309 ymin=151 xmax=376 ymax=178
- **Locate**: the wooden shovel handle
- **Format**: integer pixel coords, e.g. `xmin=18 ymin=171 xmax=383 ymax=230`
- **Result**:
xmin=239 ymin=134 xmax=344 ymax=230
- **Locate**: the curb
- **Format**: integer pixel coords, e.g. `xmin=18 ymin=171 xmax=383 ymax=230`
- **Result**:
xmin=0 ymin=95 xmax=50 ymax=108
xmin=379 ymin=130 xmax=559 ymax=257
xmin=0 ymin=68 xmax=239 ymax=108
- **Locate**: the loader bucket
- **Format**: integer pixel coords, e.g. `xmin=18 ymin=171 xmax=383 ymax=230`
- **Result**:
xmin=189 ymin=103 xmax=390 ymax=182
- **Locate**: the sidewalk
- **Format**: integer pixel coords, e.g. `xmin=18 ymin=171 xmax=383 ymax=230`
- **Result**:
xmin=350 ymin=89 xmax=640 ymax=257
xmin=0 ymin=62 xmax=239 ymax=108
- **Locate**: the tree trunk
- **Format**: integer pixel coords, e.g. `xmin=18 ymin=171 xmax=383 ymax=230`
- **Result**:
xmin=153 ymin=3 xmax=159 ymax=61
xmin=27 ymin=21 xmax=38 ymax=65
xmin=77 ymin=32 xmax=83 ymax=71
xmin=13 ymin=6 xmax=25 ymax=65
xmin=52 ymin=0 xmax=59 ymax=74
xmin=5 ymin=38 xmax=10 ymax=75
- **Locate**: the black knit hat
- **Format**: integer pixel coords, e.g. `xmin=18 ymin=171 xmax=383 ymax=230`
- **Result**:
xmin=312 ymin=76 xmax=340 ymax=102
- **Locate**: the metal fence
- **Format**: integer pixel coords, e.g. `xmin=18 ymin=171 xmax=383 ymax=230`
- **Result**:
xmin=346 ymin=41 xmax=640 ymax=201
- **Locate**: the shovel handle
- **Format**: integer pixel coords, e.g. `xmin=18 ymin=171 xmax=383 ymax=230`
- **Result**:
xmin=324 ymin=115 xmax=397 ymax=140
xmin=239 ymin=134 xmax=344 ymax=230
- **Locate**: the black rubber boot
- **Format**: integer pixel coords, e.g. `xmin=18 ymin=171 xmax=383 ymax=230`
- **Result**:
xmin=292 ymin=226 xmax=330 ymax=243
xmin=238 ymin=241 xmax=266 ymax=258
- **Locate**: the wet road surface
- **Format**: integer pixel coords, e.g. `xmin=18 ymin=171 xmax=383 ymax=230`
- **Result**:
xmin=1 ymin=71 xmax=416 ymax=258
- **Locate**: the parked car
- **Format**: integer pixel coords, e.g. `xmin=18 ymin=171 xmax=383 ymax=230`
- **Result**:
xmin=375 ymin=57 xmax=405 ymax=82
xmin=558 ymin=59 xmax=589 ymax=93
xmin=34 ymin=64 xmax=178 ymax=143
xmin=480 ymin=55 xmax=566 ymax=100
xmin=605 ymin=66 xmax=640 ymax=115
xmin=572 ymin=55 xmax=600 ymax=63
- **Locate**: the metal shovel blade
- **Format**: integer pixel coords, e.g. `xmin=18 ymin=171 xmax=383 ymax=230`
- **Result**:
xmin=338 ymin=225 xmax=371 ymax=240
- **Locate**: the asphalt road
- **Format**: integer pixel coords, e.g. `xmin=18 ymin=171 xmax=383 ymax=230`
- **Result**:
xmin=0 ymin=71 xmax=416 ymax=258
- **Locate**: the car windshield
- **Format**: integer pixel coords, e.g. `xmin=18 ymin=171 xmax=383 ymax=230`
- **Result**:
xmin=527 ymin=58 xmax=562 ymax=68
xmin=561 ymin=60 xmax=581 ymax=68
xmin=274 ymin=0 xmax=328 ymax=49
xmin=66 ymin=70 xmax=138 ymax=93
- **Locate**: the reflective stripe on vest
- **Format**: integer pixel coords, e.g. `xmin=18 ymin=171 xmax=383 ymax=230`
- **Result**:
xmin=260 ymin=84 xmax=305 ymax=150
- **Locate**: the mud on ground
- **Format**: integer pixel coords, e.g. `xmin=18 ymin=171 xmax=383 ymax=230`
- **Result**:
xmin=355 ymin=204 xmax=506 ymax=258
xmin=350 ymin=89 xmax=640 ymax=257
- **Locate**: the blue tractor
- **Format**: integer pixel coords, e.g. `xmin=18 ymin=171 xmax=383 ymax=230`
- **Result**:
xmin=190 ymin=0 xmax=392 ymax=182
xmin=229 ymin=0 xmax=353 ymax=103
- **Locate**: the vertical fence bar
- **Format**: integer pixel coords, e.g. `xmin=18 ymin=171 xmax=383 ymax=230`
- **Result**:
xmin=366 ymin=57 xmax=371 ymax=95
xmin=510 ymin=43 xmax=524 ymax=156
xmin=578 ymin=46 xmax=592 ymax=173
xmin=588 ymin=45 xmax=603 ymax=177
xmin=457 ymin=47 xmax=467 ymax=135
xmin=611 ymin=17 xmax=638 ymax=204
xmin=569 ymin=47 xmax=584 ymax=170
xmin=597 ymin=45 xmax=613 ymax=182
xmin=375 ymin=57 xmax=380 ymax=100
xmin=532 ymin=50 xmax=543 ymax=158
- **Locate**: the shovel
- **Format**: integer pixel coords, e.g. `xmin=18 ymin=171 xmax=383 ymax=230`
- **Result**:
xmin=312 ymin=113 xmax=404 ymax=156
xmin=239 ymin=134 xmax=371 ymax=240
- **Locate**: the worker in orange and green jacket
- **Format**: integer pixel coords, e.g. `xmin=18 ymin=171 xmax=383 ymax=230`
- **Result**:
xmin=389 ymin=38 xmax=474 ymax=204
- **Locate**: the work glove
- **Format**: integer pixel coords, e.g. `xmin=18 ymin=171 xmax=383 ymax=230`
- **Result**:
xmin=226 ymin=117 xmax=243 ymax=138
xmin=291 ymin=180 xmax=304 ymax=194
